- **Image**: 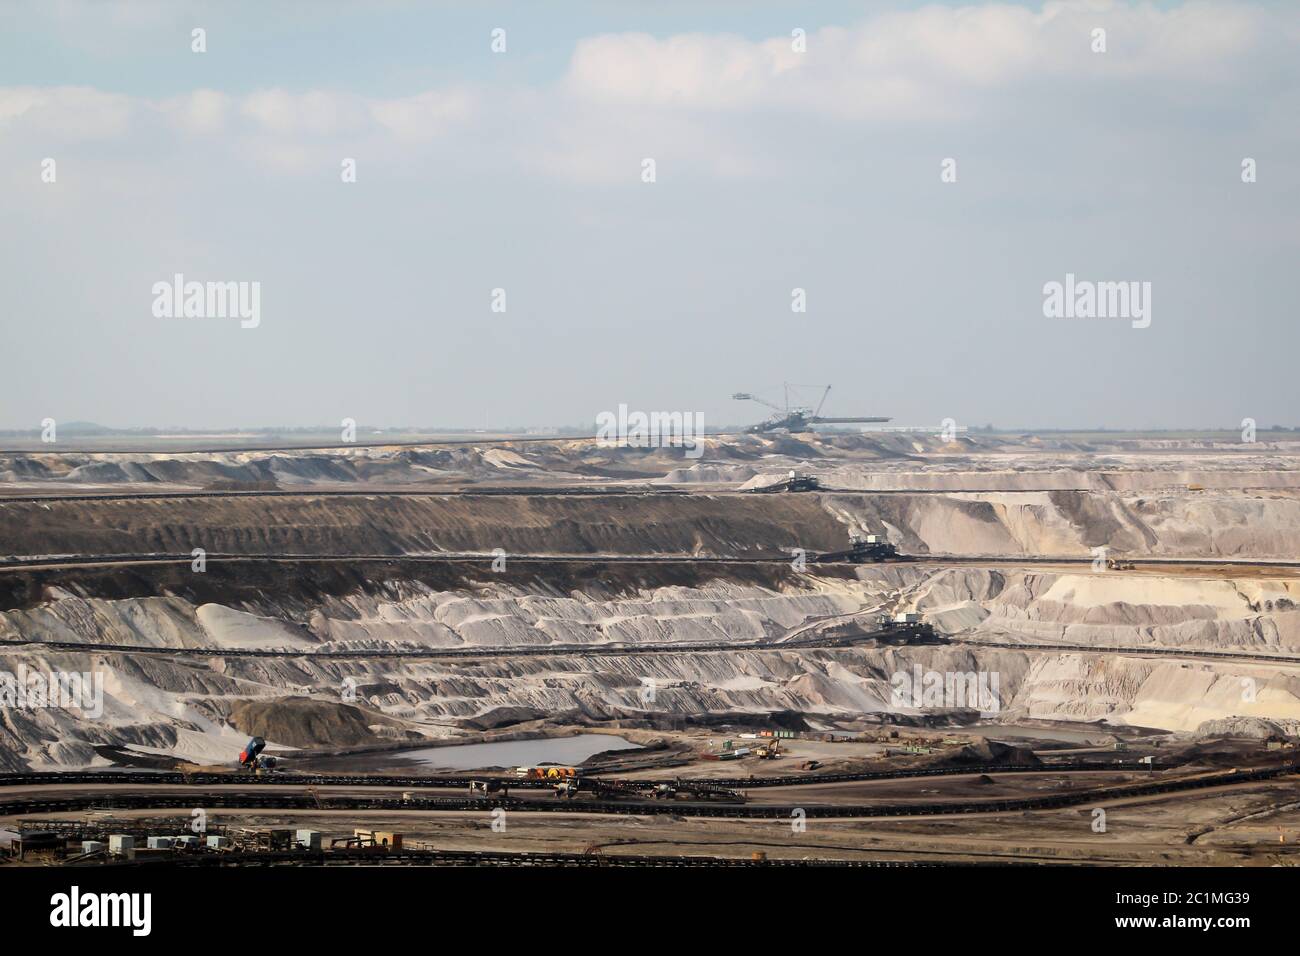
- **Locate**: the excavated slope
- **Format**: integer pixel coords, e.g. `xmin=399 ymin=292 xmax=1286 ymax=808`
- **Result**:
xmin=0 ymin=494 xmax=849 ymax=559
xmin=3 ymin=489 xmax=1298 ymax=560
xmin=4 ymin=564 xmax=1300 ymax=767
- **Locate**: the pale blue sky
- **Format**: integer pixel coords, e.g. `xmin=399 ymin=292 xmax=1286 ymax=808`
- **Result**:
xmin=1 ymin=1 xmax=1297 ymax=431
xmin=0 ymin=2 xmax=959 ymax=95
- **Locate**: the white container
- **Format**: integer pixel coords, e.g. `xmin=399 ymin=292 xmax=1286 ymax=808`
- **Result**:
xmin=206 ymin=835 xmax=231 ymax=849
xmin=109 ymin=835 xmax=135 ymax=859
xmin=81 ymin=840 xmax=106 ymax=854
xmin=296 ymin=829 xmax=322 ymax=851
xmin=146 ymin=836 xmax=175 ymax=849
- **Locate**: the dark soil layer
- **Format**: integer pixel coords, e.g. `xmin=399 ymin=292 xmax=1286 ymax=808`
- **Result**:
xmin=0 ymin=493 xmax=850 ymax=558
xmin=0 ymin=558 xmax=859 ymax=612
xmin=227 ymin=697 xmax=409 ymax=749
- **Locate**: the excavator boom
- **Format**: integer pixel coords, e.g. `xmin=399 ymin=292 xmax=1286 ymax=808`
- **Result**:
xmin=733 ymin=384 xmax=890 ymax=433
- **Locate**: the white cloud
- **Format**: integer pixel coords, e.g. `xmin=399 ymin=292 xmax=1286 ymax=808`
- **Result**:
xmin=561 ymin=1 xmax=1271 ymax=120
xmin=160 ymin=89 xmax=231 ymax=135
xmin=564 ymin=32 xmax=803 ymax=110
xmin=369 ymin=89 xmax=476 ymax=143
xmin=0 ymin=86 xmax=134 ymax=140
xmin=240 ymin=89 xmax=371 ymax=137
xmin=0 ymin=0 xmax=1291 ymax=181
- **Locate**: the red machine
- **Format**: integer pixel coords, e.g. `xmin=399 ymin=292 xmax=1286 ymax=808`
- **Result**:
xmin=237 ymin=736 xmax=275 ymax=772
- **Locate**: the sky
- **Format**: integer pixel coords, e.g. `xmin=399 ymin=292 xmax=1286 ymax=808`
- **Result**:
xmin=1 ymin=0 xmax=1297 ymax=432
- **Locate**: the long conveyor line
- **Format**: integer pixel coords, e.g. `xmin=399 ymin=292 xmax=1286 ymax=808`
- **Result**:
xmin=3 ymin=763 xmax=1293 ymax=820
xmin=0 ymin=760 xmax=1164 ymax=791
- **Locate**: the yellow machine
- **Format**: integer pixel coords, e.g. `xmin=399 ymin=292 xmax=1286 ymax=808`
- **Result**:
xmin=515 ymin=766 xmax=579 ymax=780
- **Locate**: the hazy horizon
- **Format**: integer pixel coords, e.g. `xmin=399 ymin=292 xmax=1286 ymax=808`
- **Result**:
xmin=2 ymin=419 xmax=1296 ymax=439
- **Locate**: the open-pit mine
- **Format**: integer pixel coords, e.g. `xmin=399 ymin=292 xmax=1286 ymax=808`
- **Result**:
xmin=2 ymin=429 xmax=1300 ymax=867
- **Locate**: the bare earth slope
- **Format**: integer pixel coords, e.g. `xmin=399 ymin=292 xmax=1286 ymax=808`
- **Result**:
xmin=1 ymin=431 xmax=1298 ymax=770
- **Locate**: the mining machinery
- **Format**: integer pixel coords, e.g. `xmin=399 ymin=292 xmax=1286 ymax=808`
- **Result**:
xmin=236 ymin=736 xmax=277 ymax=773
xmin=731 ymin=384 xmax=890 ymax=434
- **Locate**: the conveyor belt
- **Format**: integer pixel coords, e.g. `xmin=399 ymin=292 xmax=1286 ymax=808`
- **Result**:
xmin=2 ymin=763 xmax=1291 ymax=820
